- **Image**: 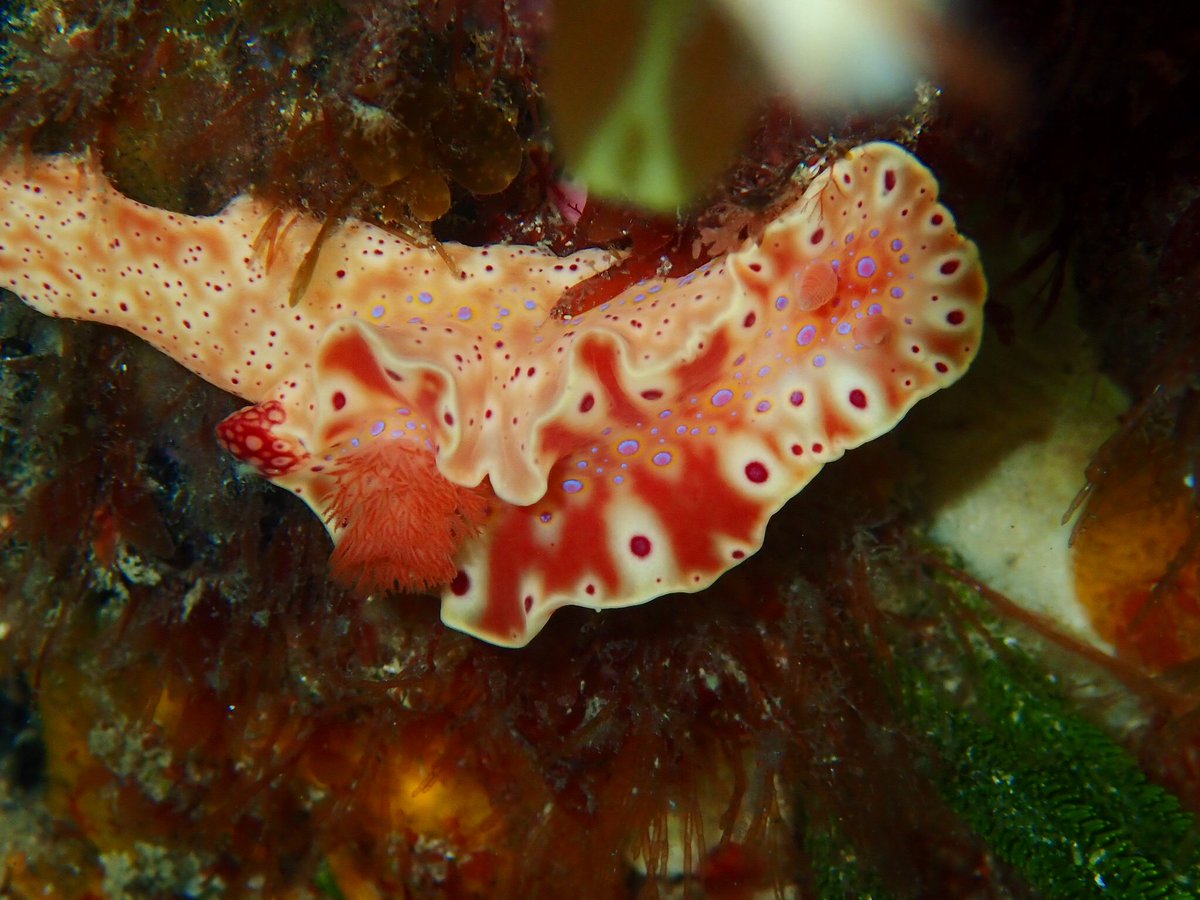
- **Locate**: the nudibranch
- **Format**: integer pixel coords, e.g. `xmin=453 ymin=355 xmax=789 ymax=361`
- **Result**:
xmin=0 ymin=143 xmax=985 ymax=646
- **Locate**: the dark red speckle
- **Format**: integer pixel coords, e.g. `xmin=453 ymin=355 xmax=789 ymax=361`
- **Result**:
xmin=931 ymin=213 xmax=944 ymax=226
xmin=336 ymin=269 xmax=346 ymax=278
xmin=732 ymin=549 xmax=745 ymax=559
xmin=743 ymin=312 xmax=757 ymax=328
xmin=939 ymin=259 xmax=960 ymax=275
xmin=791 ymin=444 xmax=803 ymax=455
xmin=450 ymin=571 xmax=471 ymax=595
xmin=332 ymin=391 xmax=346 ymax=410
xmin=884 ymin=170 xmax=896 ymax=191
xmin=810 ymin=228 xmax=824 ymax=245
xmin=789 ymin=390 xmax=804 ymax=407
xmin=744 ymin=461 xmax=768 ymax=483
xmin=579 ymin=393 xmax=595 ymax=413
xmin=935 ymin=361 xmax=950 ymax=374
xmin=444 ymin=412 xmax=455 ymax=426
xmin=946 ymin=310 xmax=965 ymax=325
xmin=849 ymin=389 xmax=867 ymax=409
xmin=640 ymin=389 xmax=663 ymax=401
xmin=524 ymin=595 xmax=533 ymax=613
xmin=630 ymin=535 xmax=652 ymax=558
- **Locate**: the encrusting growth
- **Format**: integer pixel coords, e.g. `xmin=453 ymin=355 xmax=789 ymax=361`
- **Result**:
xmin=0 ymin=142 xmax=986 ymax=645
xmin=796 ymin=259 xmax=840 ymax=310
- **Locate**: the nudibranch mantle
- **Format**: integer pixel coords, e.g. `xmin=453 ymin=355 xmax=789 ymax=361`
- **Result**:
xmin=0 ymin=143 xmax=986 ymax=646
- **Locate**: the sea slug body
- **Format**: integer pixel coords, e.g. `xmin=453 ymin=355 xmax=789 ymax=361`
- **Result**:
xmin=0 ymin=143 xmax=986 ymax=645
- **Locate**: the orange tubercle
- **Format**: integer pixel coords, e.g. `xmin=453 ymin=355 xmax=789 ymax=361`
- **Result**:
xmin=1071 ymin=422 xmax=1200 ymax=670
xmin=321 ymin=438 xmax=489 ymax=594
